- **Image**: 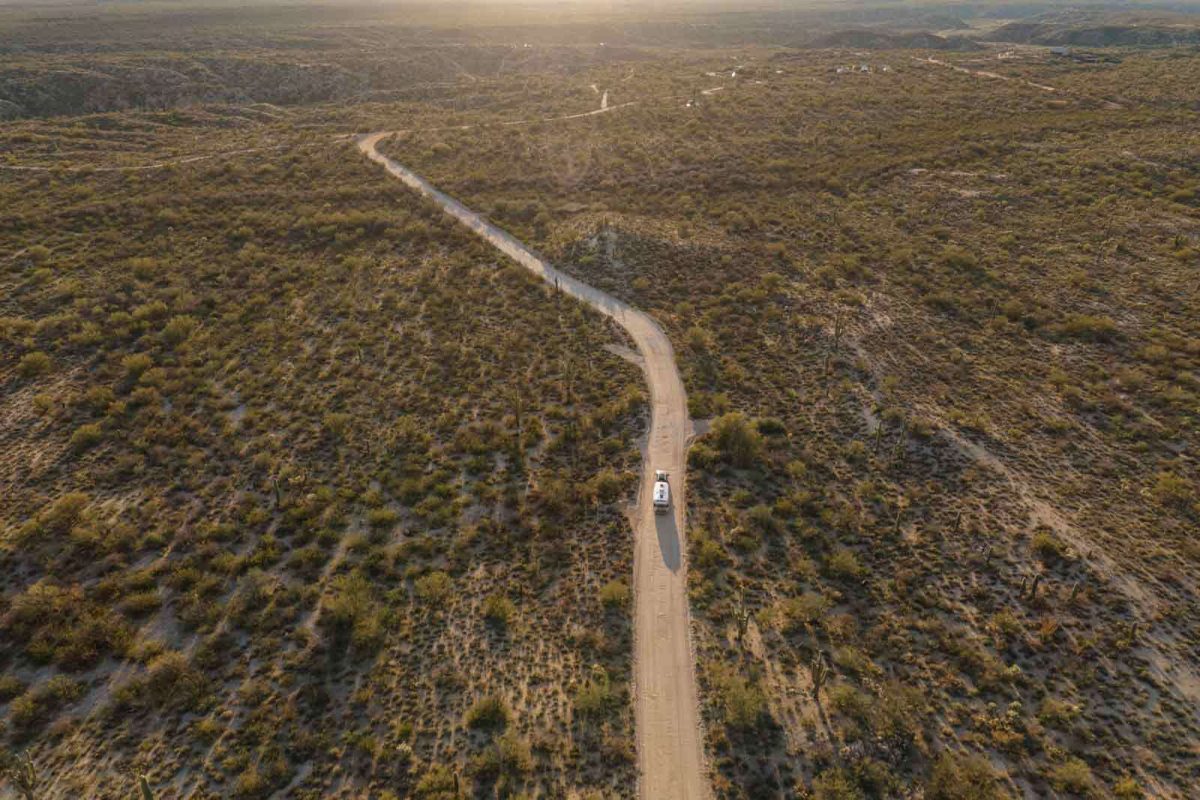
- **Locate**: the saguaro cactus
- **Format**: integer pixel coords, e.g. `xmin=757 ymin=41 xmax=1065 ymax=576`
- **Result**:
xmin=1 ymin=751 xmax=37 ymax=800
xmin=811 ymin=653 xmax=830 ymax=700
xmin=733 ymin=593 xmax=751 ymax=647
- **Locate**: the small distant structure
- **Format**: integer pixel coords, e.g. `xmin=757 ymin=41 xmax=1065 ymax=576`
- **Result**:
xmin=835 ymin=63 xmax=890 ymax=75
xmin=1049 ymin=46 xmax=1072 ymax=56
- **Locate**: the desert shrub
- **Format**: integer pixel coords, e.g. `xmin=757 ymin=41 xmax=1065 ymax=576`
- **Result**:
xmin=415 ymin=764 xmax=461 ymax=799
xmin=366 ymin=507 xmax=399 ymax=529
xmin=926 ymin=752 xmax=1002 ymax=800
xmin=574 ymin=668 xmax=619 ymax=718
xmin=123 ymin=651 xmax=209 ymax=711
xmin=473 ymin=731 xmax=533 ymax=780
xmin=18 ymin=351 xmax=51 ymax=378
xmin=323 ymin=412 xmax=352 ymax=438
xmin=389 ymin=415 xmax=431 ymax=457
xmin=710 ymin=411 xmax=765 ymax=468
xmin=710 ymin=663 xmax=766 ymax=730
xmin=746 ymin=504 xmax=777 ymax=534
xmin=464 ymin=694 xmax=510 ymax=730
xmin=1059 ymin=314 xmax=1118 ymax=342
xmin=27 ymin=492 xmax=90 ymax=538
xmin=481 ymin=594 xmax=515 ymax=627
xmin=162 ymin=315 xmax=198 ymax=345
xmin=1038 ymin=696 xmax=1080 ymax=727
xmin=940 ymin=245 xmax=979 ymax=273
xmin=811 ymin=767 xmax=865 ymax=800
xmin=3 ymin=581 xmax=132 ymax=669
xmin=588 ymin=467 xmax=626 ymax=503
xmin=1151 ymin=472 xmax=1194 ymax=510
xmin=826 ymin=548 xmax=864 ymax=580
xmin=415 ymin=571 xmax=452 ymax=603
xmin=496 ymin=731 xmax=533 ymax=774
xmin=872 ymin=681 xmax=924 ymax=746
xmin=9 ymin=675 xmax=84 ymax=731
xmin=121 ymin=352 xmax=152 ymax=378
xmin=119 ymin=590 xmax=162 ymax=617
xmin=828 ymin=683 xmax=873 ymax=724
xmin=686 ymin=325 xmax=714 ymax=353
xmin=69 ymin=423 xmax=103 ymax=452
xmin=780 ymin=592 xmax=829 ymax=631
xmin=757 ymin=417 xmax=786 ymax=436
xmin=534 ymin=477 xmax=574 ymax=518
xmin=0 ymin=675 xmax=26 ymax=701
xmin=322 ymin=573 xmax=384 ymax=652
xmin=1047 ymin=758 xmax=1095 ymax=795
xmin=599 ymin=579 xmax=630 ymax=609
xmin=1112 ymin=776 xmax=1143 ymax=799
xmin=1031 ymin=530 xmax=1068 ymax=562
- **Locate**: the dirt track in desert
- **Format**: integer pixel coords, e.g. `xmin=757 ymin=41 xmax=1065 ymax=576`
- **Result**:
xmin=357 ymin=131 xmax=709 ymax=800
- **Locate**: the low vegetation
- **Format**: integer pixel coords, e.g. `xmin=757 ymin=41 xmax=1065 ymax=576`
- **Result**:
xmin=1 ymin=105 xmax=641 ymax=797
xmin=1 ymin=1 xmax=1197 ymax=798
xmin=386 ymin=41 xmax=1200 ymax=799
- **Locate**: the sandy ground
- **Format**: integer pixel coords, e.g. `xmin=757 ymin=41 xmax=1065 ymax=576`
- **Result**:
xmin=357 ymin=132 xmax=709 ymax=799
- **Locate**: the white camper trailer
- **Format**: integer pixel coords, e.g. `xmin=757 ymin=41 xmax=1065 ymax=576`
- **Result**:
xmin=653 ymin=470 xmax=671 ymax=514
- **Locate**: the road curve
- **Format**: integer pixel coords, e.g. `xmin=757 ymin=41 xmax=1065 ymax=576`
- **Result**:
xmin=356 ymin=132 xmax=709 ymax=800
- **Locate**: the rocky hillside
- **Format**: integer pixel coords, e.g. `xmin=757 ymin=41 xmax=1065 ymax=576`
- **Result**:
xmin=985 ymin=10 xmax=1200 ymax=46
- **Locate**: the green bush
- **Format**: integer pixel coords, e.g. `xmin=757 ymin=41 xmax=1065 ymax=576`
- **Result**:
xmin=574 ymin=669 xmax=618 ymax=718
xmin=710 ymin=412 xmax=765 ymax=468
xmin=415 ymin=571 xmax=452 ymax=603
xmin=780 ymin=592 xmax=829 ymax=630
xmin=162 ymin=315 xmax=198 ymax=345
xmin=481 ymin=594 xmax=515 ymax=627
xmin=710 ymin=663 xmax=766 ymax=730
xmin=826 ymin=548 xmax=864 ymax=580
xmin=464 ymin=694 xmax=510 ymax=730
xmin=599 ymin=579 xmax=630 ymax=609
xmin=1152 ymin=472 xmax=1194 ymax=510
xmin=0 ymin=675 xmax=26 ymax=701
xmin=414 ymin=764 xmax=461 ymax=799
xmin=70 ymin=423 xmax=103 ymax=452
xmin=322 ymin=573 xmax=384 ymax=652
xmin=939 ymin=245 xmax=979 ymax=273
xmin=812 ymin=767 xmax=865 ymax=800
xmin=1031 ymin=530 xmax=1067 ymax=562
xmin=121 ymin=353 xmax=153 ymax=378
xmin=18 ymin=351 xmax=52 ymax=378
xmin=129 ymin=651 xmax=210 ymax=711
xmin=926 ymin=752 xmax=1001 ymax=799
xmin=1047 ymin=758 xmax=1095 ymax=795
xmin=1059 ymin=314 xmax=1118 ymax=342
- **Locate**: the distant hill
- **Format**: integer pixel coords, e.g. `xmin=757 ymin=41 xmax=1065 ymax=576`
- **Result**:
xmin=984 ymin=11 xmax=1200 ymax=46
xmin=810 ymin=29 xmax=983 ymax=51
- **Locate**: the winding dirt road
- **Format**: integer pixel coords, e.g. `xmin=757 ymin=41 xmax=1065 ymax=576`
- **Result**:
xmin=356 ymin=132 xmax=708 ymax=800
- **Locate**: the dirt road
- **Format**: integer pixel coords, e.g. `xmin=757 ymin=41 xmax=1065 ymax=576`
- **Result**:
xmin=356 ymin=132 xmax=709 ymax=800
xmin=916 ymin=56 xmax=1059 ymax=93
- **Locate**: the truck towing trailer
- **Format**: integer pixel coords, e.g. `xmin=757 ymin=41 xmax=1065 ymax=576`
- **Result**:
xmin=653 ymin=470 xmax=671 ymax=514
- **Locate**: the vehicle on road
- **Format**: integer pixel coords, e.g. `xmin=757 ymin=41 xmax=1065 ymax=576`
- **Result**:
xmin=653 ymin=470 xmax=670 ymax=514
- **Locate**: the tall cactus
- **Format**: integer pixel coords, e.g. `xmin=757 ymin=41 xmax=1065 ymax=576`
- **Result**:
xmin=1 ymin=750 xmax=37 ymax=800
xmin=733 ymin=591 xmax=751 ymax=646
xmin=810 ymin=653 xmax=830 ymax=700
